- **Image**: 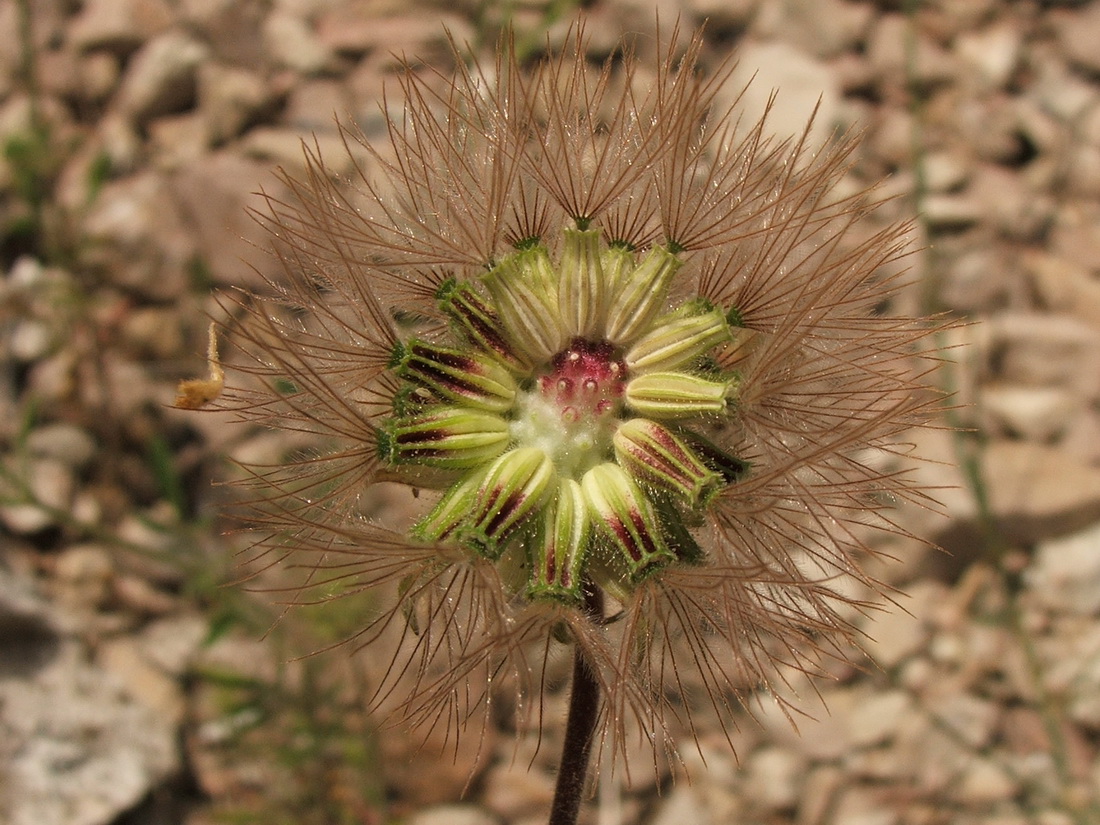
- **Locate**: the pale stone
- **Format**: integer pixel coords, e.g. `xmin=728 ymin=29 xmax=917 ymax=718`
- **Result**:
xmin=116 ymin=32 xmax=210 ymax=123
xmin=957 ymin=22 xmax=1021 ymax=89
xmin=755 ymin=685 xmax=858 ymax=760
xmin=481 ymin=753 xmax=555 ymax=822
xmin=316 ymin=5 xmax=474 ymax=56
xmin=797 ymin=765 xmax=844 ymax=825
xmin=688 ymin=0 xmax=761 ymax=27
xmin=983 ymin=441 xmax=1100 ymax=543
xmin=198 ymin=62 xmax=275 ymax=144
xmin=1027 ymin=252 xmax=1100 ymax=327
xmin=98 ymin=636 xmax=188 ymax=726
xmin=933 ymin=693 xmax=999 ymax=749
xmin=120 ymin=306 xmax=187 ymax=360
xmin=83 ymin=172 xmax=195 ymax=301
xmin=870 ymin=107 xmax=915 ymax=167
xmin=69 ymin=0 xmax=174 ymax=56
xmin=860 ymin=582 xmax=941 ymax=670
xmin=981 ymin=385 xmax=1078 ymax=441
xmin=1029 ymin=522 xmax=1100 ymax=616
xmin=832 ymin=786 xmax=899 ymax=825
xmin=1032 ymin=61 xmax=1097 ymax=123
xmin=649 ymin=785 xmax=713 ymax=825
xmin=848 ymin=690 xmax=913 ymax=748
xmin=0 ymin=458 xmax=75 ymax=535
xmin=957 ymin=97 xmax=1028 ymax=165
xmin=958 ymin=758 xmax=1017 ymax=804
xmin=0 ymin=2 xmax=18 ymax=97
xmin=9 ymin=319 xmax=53 ymax=362
xmin=867 ymin=13 xmax=956 ymax=94
xmin=53 ymin=545 xmax=114 ymax=613
xmin=985 ymin=312 xmax=1100 ymax=392
xmin=1053 ymin=202 xmax=1100 ymax=271
xmin=1056 ymin=3 xmax=1100 ymax=76
xmin=283 ymin=78 xmax=351 ymax=132
xmin=922 ymin=193 xmax=982 ymax=229
xmin=263 ymin=11 xmax=333 ymax=74
xmin=0 ymin=641 xmax=178 ymax=825
xmin=722 ymin=41 xmax=840 ymax=148
xmin=1062 ymin=412 xmax=1100 ymax=466
xmin=239 ymin=127 xmax=357 ymax=176
xmin=26 ymin=351 xmax=79 ymax=406
xmin=744 ymin=746 xmax=803 ymax=811
xmin=78 ymin=51 xmax=120 ymax=103
xmin=940 ymin=247 xmax=1018 ymax=312
xmin=111 ymin=575 xmax=178 ymax=616
xmin=139 ymin=615 xmax=208 ymax=675
xmin=148 ymin=111 xmax=212 ymax=169
xmin=95 ymin=112 xmax=143 ymax=174
xmin=753 ymin=0 xmax=873 ymax=59
xmin=1042 ymin=622 xmax=1100 ymax=726
xmin=923 ymin=150 xmax=971 ymax=193
xmin=170 ymin=151 xmax=293 ymax=289
xmin=1065 ymin=144 xmax=1100 ymax=198
xmin=405 ymin=805 xmax=499 ymax=825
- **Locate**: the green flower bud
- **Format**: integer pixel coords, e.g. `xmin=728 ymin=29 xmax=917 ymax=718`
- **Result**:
xmin=604 ymin=245 xmax=682 ymax=343
xmin=482 ymin=247 xmax=563 ymax=363
xmin=624 ymin=303 xmax=731 ymax=373
xmin=613 ymin=418 xmax=723 ymax=507
xmin=527 ymin=478 xmax=591 ymax=604
xmin=581 ymin=462 xmax=675 ymax=581
xmin=625 ymin=372 xmax=734 ymax=419
xmin=381 ymin=407 xmax=510 ymax=469
xmin=558 ymin=228 xmax=605 ymax=338
xmin=392 ymin=338 xmax=517 ymax=413
xmin=461 ymin=447 xmax=556 ymax=559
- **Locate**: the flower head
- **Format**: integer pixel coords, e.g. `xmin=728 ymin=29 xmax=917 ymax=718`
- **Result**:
xmin=217 ymin=25 xmax=942 ymax=770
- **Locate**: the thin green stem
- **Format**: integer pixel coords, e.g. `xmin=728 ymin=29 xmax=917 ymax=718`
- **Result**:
xmin=548 ymin=586 xmax=603 ymax=825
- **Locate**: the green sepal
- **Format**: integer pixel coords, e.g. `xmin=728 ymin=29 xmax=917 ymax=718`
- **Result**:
xmin=437 ymin=279 xmax=530 ymax=373
xmin=581 ymin=462 xmax=675 ymax=582
xmin=613 ymin=418 xmax=723 ymax=507
xmin=558 ymin=227 xmax=605 ymax=338
xmin=460 ymin=447 xmax=555 ymax=560
xmin=605 ymin=245 xmax=682 ymax=343
xmin=392 ymin=338 xmax=517 ymax=413
xmin=482 ymin=247 xmax=563 ymax=363
xmin=412 ymin=470 xmax=486 ymax=544
xmin=675 ymin=428 xmax=750 ymax=486
xmin=646 ymin=494 xmax=705 ymax=566
xmin=624 ymin=372 xmax=733 ymax=419
xmin=527 ymin=478 xmax=591 ymax=604
xmin=382 ymin=407 xmax=510 ymax=469
xmin=624 ymin=303 xmax=731 ymax=373
xmin=601 ymin=244 xmax=635 ymax=292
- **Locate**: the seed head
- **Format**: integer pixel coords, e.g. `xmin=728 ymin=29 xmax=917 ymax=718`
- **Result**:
xmin=216 ymin=24 xmax=944 ymax=770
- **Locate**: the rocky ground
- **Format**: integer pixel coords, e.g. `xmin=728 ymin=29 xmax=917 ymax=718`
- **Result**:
xmin=2 ymin=0 xmax=1100 ymax=824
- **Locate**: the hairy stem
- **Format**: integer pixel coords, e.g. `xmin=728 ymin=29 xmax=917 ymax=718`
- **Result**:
xmin=548 ymin=587 xmax=603 ymax=825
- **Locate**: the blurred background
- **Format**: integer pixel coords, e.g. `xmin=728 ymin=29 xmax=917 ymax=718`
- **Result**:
xmin=2 ymin=0 xmax=1100 ymax=823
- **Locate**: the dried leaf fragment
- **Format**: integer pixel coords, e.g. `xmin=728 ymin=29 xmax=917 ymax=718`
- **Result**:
xmin=174 ymin=323 xmax=223 ymax=409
